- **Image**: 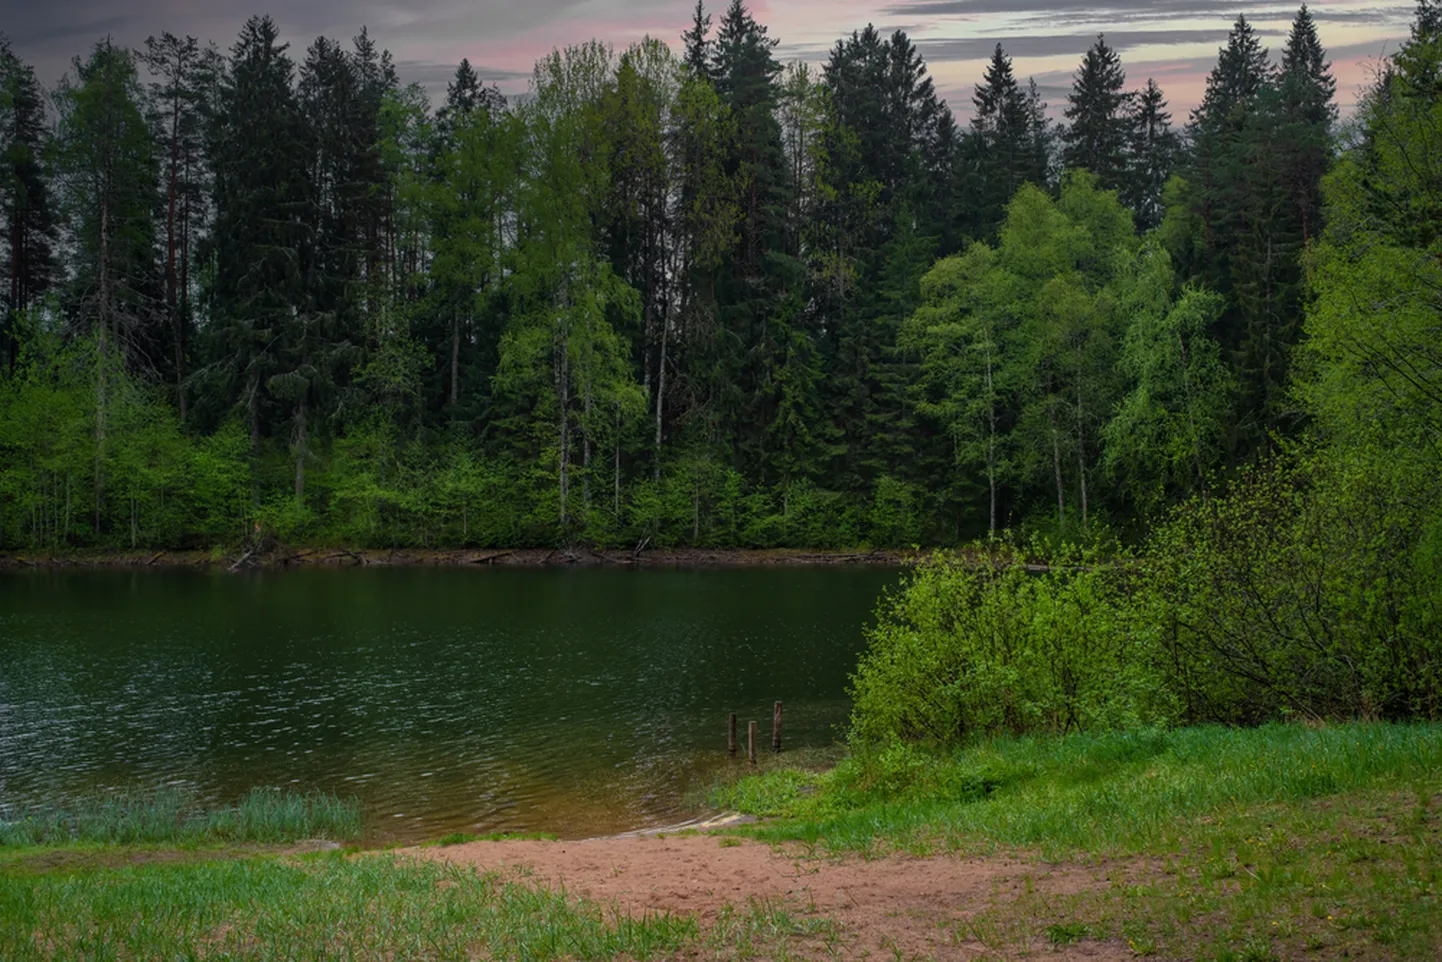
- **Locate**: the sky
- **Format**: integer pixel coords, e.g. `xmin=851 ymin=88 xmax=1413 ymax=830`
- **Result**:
xmin=4 ymin=0 xmax=1418 ymax=118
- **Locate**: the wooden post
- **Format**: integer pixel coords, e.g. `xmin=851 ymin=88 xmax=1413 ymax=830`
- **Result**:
xmin=728 ymin=712 xmax=737 ymax=757
xmin=772 ymin=701 xmax=783 ymax=753
xmin=748 ymin=721 xmax=757 ymax=766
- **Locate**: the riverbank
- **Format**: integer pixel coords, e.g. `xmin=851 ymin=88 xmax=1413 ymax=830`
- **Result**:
xmin=0 ymin=544 xmax=916 ymax=571
xmin=4 ymin=723 xmax=1438 ymax=960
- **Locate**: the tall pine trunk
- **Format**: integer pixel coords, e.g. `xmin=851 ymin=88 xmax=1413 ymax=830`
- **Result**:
xmin=985 ymin=341 xmax=998 ymax=537
xmin=1075 ymin=363 xmax=1088 ymax=530
xmin=294 ymin=398 xmax=308 ymax=503
xmin=1050 ymin=407 xmax=1065 ymax=528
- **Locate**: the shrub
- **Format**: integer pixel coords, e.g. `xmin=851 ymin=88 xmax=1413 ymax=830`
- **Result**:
xmin=848 ymin=543 xmax=1176 ymax=747
xmin=1149 ymin=446 xmax=1442 ymax=724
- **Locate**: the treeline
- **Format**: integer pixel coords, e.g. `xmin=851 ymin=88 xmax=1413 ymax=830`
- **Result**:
xmin=0 ymin=2 xmax=1348 ymax=549
xmin=850 ymin=5 xmax=1442 ymax=733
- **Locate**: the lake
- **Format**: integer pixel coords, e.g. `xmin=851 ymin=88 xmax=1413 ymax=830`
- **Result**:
xmin=0 ymin=566 xmax=900 ymax=842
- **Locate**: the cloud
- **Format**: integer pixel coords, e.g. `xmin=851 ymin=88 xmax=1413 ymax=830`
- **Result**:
xmin=914 ymin=27 xmax=1231 ymax=61
xmin=6 ymin=0 xmax=1417 ymax=117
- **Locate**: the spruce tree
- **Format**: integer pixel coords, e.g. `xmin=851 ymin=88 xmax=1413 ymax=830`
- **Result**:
xmin=1124 ymin=79 xmax=1178 ymax=231
xmin=1278 ymin=5 xmax=1336 ymax=243
xmin=711 ymin=0 xmax=792 ymax=474
xmin=681 ymin=1 xmax=714 ymax=79
xmin=0 ymin=38 xmax=56 ymax=372
xmin=53 ymin=39 xmax=163 ymax=533
xmin=437 ymin=58 xmax=504 ymax=139
xmin=967 ymin=45 xmax=1046 ymax=234
xmin=1062 ymin=35 xmax=1131 ymax=190
xmin=204 ymin=16 xmax=308 ymax=470
xmin=54 ymin=39 xmax=161 ymax=365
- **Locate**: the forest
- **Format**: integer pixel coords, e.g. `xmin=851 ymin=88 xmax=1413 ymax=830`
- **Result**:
xmin=0 ymin=1 xmax=1435 ymax=554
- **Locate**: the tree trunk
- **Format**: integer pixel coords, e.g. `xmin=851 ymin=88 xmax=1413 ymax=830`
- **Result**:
xmin=294 ymin=398 xmax=308 ymax=503
xmin=95 ymin=173 xmax=111 ymax=537
xmin=247 ymin=368 xmax=261 ymax=507
xmin=654 ymin=302 xmax=669 ymax=482
xmin=556 ymin=309 xmax=570 ymax=528
xmin=985 ymin=342 xmax=997 ymax=538
xmin=178 ymin=145 xmax=192 ymax=421
xmin=450 ymin=310 xmax=461 ymax=409
xmin=166 ymin=84 xmax=181 ymax=417
xmin=1050 ymin=409 xmax=1065 ymax=528
xmin=1075 ymin=363 xmax=1088 ymax=530
xmin=614 ymin=403 xmax=622 ymax=516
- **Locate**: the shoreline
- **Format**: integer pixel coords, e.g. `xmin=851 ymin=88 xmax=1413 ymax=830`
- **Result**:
xmin=0 ymin=545 xmax=919 ymax=571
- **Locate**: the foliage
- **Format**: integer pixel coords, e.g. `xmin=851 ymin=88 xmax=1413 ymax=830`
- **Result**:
xmin=848 ymin=545 xmax=1176 ymax=746
xmin=0 ymin=3 xmax=1375 ymax=553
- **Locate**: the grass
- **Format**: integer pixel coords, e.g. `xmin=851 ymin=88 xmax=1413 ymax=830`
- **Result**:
xmin=0 ymin=788 xmax=361 ymax=847
xmin=0 ymin=849 xmax=838 ymax=961
xmin=4 ymin=724 xmax=1438 ymax=959
xmin=1 ymin=852 xmax=700 ymax=961
xmin=709 ymin=722 xmax=1442 ymax=959
xmin=420 ymin=830 xmax=560 ymax=846
xmin=711 ymin=722 xmax=1442 ymax=856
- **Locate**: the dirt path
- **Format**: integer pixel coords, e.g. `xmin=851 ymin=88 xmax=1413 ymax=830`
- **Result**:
xmin=408 ymin=835 xmax=1133 ymax=960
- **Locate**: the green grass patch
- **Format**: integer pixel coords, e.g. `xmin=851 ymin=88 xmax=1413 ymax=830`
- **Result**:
xmin=0 ymin=850 xmax=833 ymax=960
xmin=0 ymin=788 xmax=361 ymax=848
xmin=711 ymin=722 xmax=1442 ymax=959
xmin=421 ymin=830 xmax=560 ymax=847
xmin=714 ymin=722 xmax=1442 ymax=857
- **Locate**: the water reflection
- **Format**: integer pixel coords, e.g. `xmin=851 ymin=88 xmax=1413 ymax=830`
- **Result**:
xmin=0 ymin=566 xmax=896 ymax=841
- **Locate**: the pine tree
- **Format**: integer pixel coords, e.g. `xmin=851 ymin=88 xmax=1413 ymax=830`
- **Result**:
xmin=1123 ymin=79 xmax=1178 ymax=230
xmin=1196 ymin=15 xmax=1273 ymax=126
xmin=815 ymin=26 xmax=949 ymax=493
xmin=437 ymin=58 xmax=504 ymax=139
xmin=1182 ymin=16 xmax=1274 ymax=299
xmin=967 ymin=45 xmax=1047 ymax=235
xmin=1062 ymin=35 xmax=1131 ymax=190
xmin=681 ymin=1 xmax=713 ymax=79
xmin=1279 ymin=5 xmax=1336 ymax=243
xmin=204 ymin=16 xmax=308 ymax=476
xmin=142 ymin=32 xmax=215 ymax=417
xmin=711 ymin=0 xmax=793 ymax=474
xmin=53 ymin=39 xmax=163 ymax=533
xmin=0 ymin=38 xmax=56 ymax=372
xmin=1413 ymin=0 xmax=1442 ymax=39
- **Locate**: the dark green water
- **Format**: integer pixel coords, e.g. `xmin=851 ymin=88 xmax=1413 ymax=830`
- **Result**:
xmin=0 ymin=567 xmax=898 ymax=842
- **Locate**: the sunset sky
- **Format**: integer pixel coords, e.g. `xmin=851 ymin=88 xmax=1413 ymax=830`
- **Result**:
xmin=7 ymin=0 xmax=1417 ymax=118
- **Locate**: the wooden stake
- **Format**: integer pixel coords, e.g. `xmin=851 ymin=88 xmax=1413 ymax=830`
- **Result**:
xmin=748 ymin=721 xmax=757 ymax=766
xmin=772 ymin=701 xmax=783 ymax=753
xmin=728 ymin=712 xmax=737 ymax=757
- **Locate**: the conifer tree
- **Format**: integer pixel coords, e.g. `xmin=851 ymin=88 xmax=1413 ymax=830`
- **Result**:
xmin=53 ymin=39 xmax=163 ymax=532
xmin=711 ymin=0 xmax=793 ymax=473
xmin=1279 ymin=5 xmax=1336 ymax=243
xmin=967 ymin=45 xmax=1048 ymax=235
xmin=1063 ymin=35 xmax=1131 ymax=190
xmin=0 ymin=38 xmax=56 ymax=372
xmin=205 ymin=16 xmax=308 ymax=473
xmin=1123 ymin=79 xmax=1178 ymax=231
xmin=681 ymin=1 xmax=714 ymax=80
xmin=142 ymin=32 xmax=216 ymax=417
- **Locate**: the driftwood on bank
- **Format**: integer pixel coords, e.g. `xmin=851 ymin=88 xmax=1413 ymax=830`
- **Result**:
xmin=228 ymin=547 xmax=258 ymax=572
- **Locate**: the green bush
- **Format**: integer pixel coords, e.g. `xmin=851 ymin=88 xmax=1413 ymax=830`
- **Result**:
xmin=1149 ymin=446 xmax=1442 ymax=724
xmin=848 ymin=544 xmax=1177 ymax=747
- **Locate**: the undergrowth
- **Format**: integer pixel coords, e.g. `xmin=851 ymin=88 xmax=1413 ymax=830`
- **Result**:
xmin=0 ymin=788 xmax=361 ymax=847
